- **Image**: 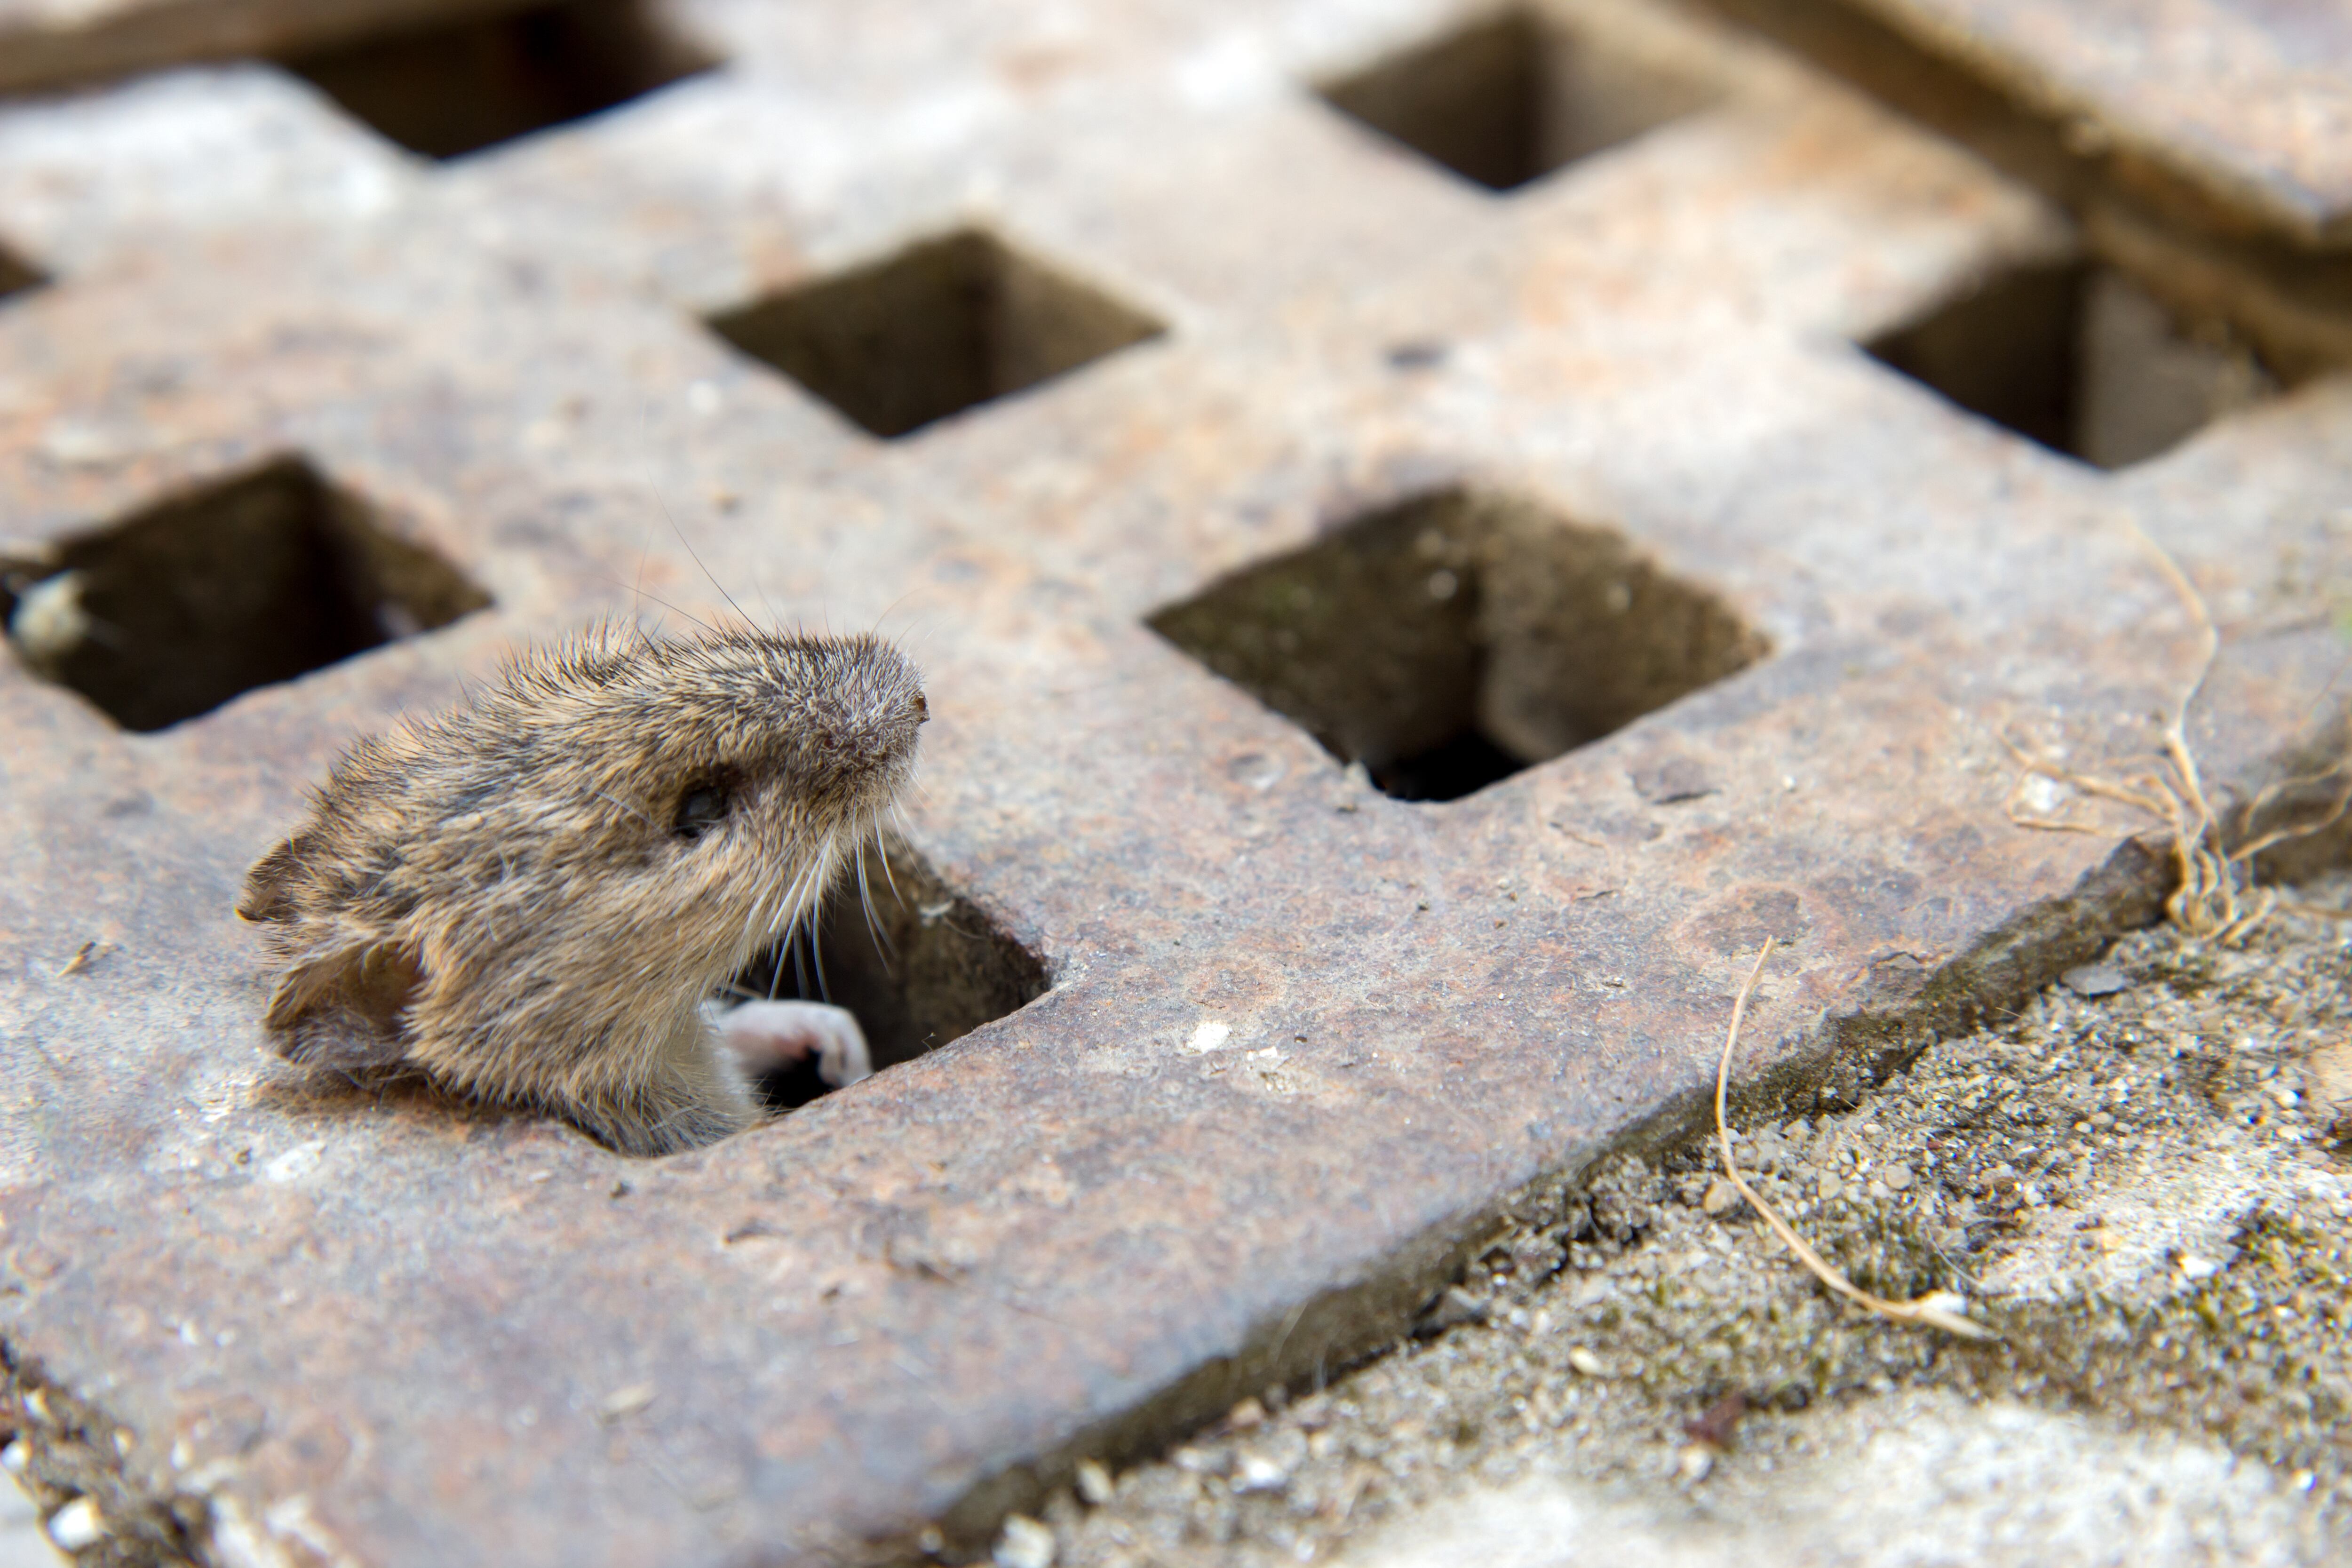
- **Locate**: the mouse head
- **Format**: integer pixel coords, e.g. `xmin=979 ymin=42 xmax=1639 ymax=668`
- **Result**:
xmin=238 ymin=623 xmax=927 ymax=1151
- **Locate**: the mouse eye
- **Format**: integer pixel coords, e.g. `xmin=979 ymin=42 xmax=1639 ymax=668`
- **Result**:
xmin=673 ymin=782 xmax=731 ymax=841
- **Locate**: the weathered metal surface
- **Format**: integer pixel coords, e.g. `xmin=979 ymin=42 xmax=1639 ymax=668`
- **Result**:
xmin=0 ymin=0 xmax=544 ymax=95
xmin=0 ymin=2 xmax=2348 ymax=1565
xmin=1816 ymin=0 xmax=2352 ymax=245
xmin=1700 ymin=0 xmax=2352 ymax=381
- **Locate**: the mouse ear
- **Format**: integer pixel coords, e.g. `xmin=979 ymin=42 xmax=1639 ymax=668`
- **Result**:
xmin=238 ymin=836 xmax=314 ymax=924
xmin=263 ymin=943 xmax=421 ymax=1071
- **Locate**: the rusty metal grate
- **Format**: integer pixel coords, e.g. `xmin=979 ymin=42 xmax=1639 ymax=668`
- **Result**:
xmin=1 ymin=456 xmax=491 ymax=732
xmin=706 ymin=228 xmax=1168 ymax=439
xmin=1151 ymin=487 xmax=1765 ymax=801
xmin=1867 ymin=258 xmax=2282 ymax=471
xmin=0 ymin=0 xmax=2348 ymax=1564
xmin=1317 ymin=7 xmax=1723 ymax=192
xmin=280 ymin=0 xmax=718 ymax=160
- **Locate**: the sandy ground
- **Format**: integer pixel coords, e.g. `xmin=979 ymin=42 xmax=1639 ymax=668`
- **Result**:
xmin=991 ymin=873 xmax=2352 ymax=1568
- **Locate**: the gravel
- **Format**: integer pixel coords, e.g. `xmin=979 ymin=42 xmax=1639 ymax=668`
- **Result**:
xmin=992 ymin=872 xmax=2352 ymax=1568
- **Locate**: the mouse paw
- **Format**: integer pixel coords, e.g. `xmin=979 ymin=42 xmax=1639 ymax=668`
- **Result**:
xmin=719 ymin=1000 xmax=874 ymax=1088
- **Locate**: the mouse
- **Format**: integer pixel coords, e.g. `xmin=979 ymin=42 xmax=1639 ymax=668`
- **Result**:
xmin=236 ymin=622 xmax=927 ymax=1155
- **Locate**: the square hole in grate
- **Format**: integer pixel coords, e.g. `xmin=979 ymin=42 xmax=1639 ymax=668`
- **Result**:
xmin=281 ymin=0 xmax=717 ymax=160
xmin=1150 ymin=488 xmax=1767 ymax=802
xmin=0 ymin=243 xmax=46 ymax=303
xmin=729 ymin=842 xmax=1049 ymax=1109
xmin=1316 ymin=7 xmax=1722 ymax=193
xmin=1 ymin=457 xmax=492 ymax=732
xmin=1865 ymin=261 xmax=2280 ymax=470
xmin=704 ymin=228 xmax=1167 ymax=439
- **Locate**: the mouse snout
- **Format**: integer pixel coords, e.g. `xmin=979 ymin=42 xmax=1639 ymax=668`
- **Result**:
xmin=801 ymin=687 xmax=922 ymax=780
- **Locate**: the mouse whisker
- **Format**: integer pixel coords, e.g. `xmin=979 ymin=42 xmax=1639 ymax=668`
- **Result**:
xmin=582 ymin=570 xmax=720 ymax=637
xmin=755 ymin=909 xmax=795 ymax=1003
xmin=784 ymin=921 xmax=808 ymax=1002
xmin=732 ymin=884 xmax=776 ymax=984
xmin=756 ymin=865 xmax=796 ymax=948
xmin=766 ymin=852 xmax=829 ymax=1002
xmin=853 ymin=840 xmax=895 ymax=972
xmin=874 ymin=821 xmax=906 ymax=906
xmin=743 ymin=561 xmax=783 ymax=634
xmin=649 ymin=484 xmax=756 ymax=634
xmin=807 ymin=901 xmax=832 ymax=1004
xmin=782 ymin=849 xmax=827 ymax=931
xmin=796 ymin=832 xmax=846 ymax=1005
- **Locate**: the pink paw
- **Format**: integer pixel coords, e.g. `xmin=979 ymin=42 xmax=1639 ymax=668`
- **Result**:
xmin=718 ymin=1000 xmax=873 ymax=1087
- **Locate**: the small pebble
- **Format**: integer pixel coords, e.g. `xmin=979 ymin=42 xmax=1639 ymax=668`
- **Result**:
xmin=48 ymin=1497 xmax=106 ymax=1552
xmin=1566 ymin=1347 xmax=1607 ymax=1377
xmin=596 ymin=1382 xmax=658 ymax=1424
xmin=1074 ymin=1458 xmax=1113 ymax=1505
xmin=1227 ymin=1396 xmax=1265 ymax=1429
xmin=1700 ymin=1178 xmax=1740 ymax=1215
xmin=994 ymin=1513 xmax=1055 ymax=1568
xmin=1419 ymin=1286 xmax=1489 ymax=1333
xmin=1882 ymin=1164 xmax=1913 ymax=1191
xmin=1233 ymin=1452 xmax=1289 ymax=1493
xmin=2177 ymin=1254 xmax=2222 ymax=1281
xmin=1818 ymin=1175 xmax=1844 ymax=1202
xmin=2060 ymin=962 xmax=2130 ymax=997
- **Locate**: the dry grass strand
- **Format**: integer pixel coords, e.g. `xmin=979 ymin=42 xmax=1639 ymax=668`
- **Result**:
xmin=1714 ymin=939 xmax=1992 ymax=1339
xmin=2005 ymin=516 xmax=2352 ymax=942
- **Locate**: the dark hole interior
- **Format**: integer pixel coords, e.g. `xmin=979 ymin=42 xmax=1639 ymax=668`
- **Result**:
xmin=1317 ymin=7 xmax=1721 ymax=192
xmin=281 ymin=0 xmax=717 ymax=160
xmin=704 ymin=228 xmax=1167 ymax=439
xmin=0 ymin=243 xmax=46 ymax=303
xmin=1150 ymin=488 xmax=1766 ymax=802
xmin=1865 ymin=261 xmax=2279 ymax=470
xmin=728 ymin=841 xmax=1049 ymax=1109
xmin=1 ymin=457 xmax=492 ymax=732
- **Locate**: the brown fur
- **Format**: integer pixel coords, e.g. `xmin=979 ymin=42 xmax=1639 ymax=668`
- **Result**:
xmin=238 ymin=623 xmax=925 ymax=1155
